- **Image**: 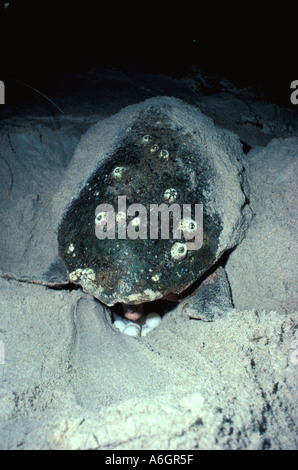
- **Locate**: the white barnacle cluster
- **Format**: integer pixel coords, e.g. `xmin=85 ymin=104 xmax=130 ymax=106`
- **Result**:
xmin=95 ymin=211 xmax=108 ymax=225
xmin=171 ymin=242 xmax=188 ymax=261
xmin=116 ymin=211 xmax=126 ymax=223
xmin=141 ymin=135 xmax=169 ymax=160
xmin=131 ymin=217 xmax=141 ymax=227
xmin=113 ymin=312 xmax=162 ymax=337
xmin=180 ymin=218 xmax=197 ymax=233
xmin=150 ymin=144 xmax=160 ymax=154
xmin=164 ymin=188 xmax=178 ymax=204
xmin=160 ymin=150 xmax=169 ymax=160
xmin=67 ymin=243 xmax=75 ymax=254
xmin=69 ymin=271 xmax=79 ymax=282
xmin=81 ymin=268 xmax=96 ymax=282
xmin=69 ymin=268 xmax=96 ymax=283
xmin=141 ymin=135 xmax=153 ymax=145
xmin=69 ymin=268 xmax=82 ymax=282
xmin=112 ymin=167 xmax=126 ymax=181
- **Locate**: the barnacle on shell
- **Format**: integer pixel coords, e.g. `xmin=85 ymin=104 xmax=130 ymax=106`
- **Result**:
xmin=141 ymin=135 xmax=153 ymax=144
xmin=171 ymin=243 xmax=188 ymax=261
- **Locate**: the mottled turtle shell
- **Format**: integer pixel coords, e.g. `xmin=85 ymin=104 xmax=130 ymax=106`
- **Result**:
xmin=58 ymin=107 xmax=223 ymax=306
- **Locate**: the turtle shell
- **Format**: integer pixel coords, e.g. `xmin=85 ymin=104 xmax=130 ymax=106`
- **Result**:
xmin=58 ymin=101 xmax=243 ymax=307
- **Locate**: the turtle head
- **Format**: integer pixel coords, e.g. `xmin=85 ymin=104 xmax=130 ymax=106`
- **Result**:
xmin=122 ymin=303 xmax=144 ymax=321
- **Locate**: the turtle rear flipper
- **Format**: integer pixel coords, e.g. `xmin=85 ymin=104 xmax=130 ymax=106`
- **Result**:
xmin=41 ymin=256 xmax=70 ymax=285
xmin=180 ymin=267 xmax=233 ymax=322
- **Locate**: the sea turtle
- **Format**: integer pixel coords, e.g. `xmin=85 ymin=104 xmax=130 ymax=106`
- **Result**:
xmin=53 ymin=97 xmax=250 ymax=323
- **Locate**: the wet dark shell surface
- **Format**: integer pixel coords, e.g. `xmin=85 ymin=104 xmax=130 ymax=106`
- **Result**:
xmin=58 ymin=107 xmax=223 ymax=306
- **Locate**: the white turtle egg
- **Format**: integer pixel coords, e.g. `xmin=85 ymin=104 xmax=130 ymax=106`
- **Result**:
xmin=141 ymin=325 xmax=154 ymax=337
xmin=123 ymin=324 xmax=141 ymax=337
xmin=114 ymin=320 xmax=126 ymax=333
xmin=145 ymin=312 xmax=162 ymax=329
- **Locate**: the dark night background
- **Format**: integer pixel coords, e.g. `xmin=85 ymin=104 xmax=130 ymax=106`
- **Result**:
xmin=0 ymin=0 xmax=296 ymax=113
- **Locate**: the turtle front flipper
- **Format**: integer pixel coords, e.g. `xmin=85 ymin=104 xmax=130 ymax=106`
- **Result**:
xmin=41 ymin=255 xmax=70 ymax=286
